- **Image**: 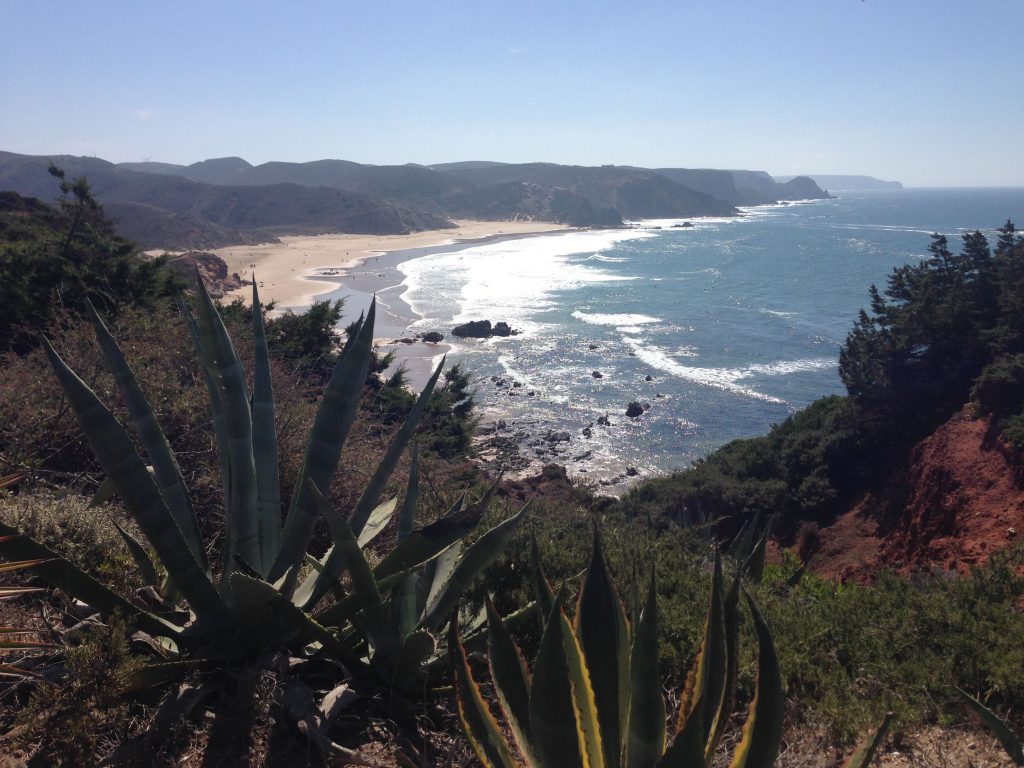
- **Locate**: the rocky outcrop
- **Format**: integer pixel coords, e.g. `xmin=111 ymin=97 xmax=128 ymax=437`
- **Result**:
xmin=451 ymin=320 xmax=520 ymax=338
xmin=166 ymin=251 xmax=242 ymax=298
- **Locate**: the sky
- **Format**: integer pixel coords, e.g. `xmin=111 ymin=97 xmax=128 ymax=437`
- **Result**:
xmin=2 ymin=1 xmax=1022 ymax=187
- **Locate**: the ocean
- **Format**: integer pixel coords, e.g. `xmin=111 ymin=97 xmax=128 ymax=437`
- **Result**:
xmin=393 ymin=188 xmax=1024 ymax=487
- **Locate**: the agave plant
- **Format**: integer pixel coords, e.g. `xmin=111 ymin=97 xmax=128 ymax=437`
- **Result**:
xmin=451 ymin=528 xmax=782 ymax=768
xmin=957 ymin=687 xmax=1024 ymax=765
xmin=452 ymin=528 xmax=892 ymax=768
xmin=0 ymin=279 xmax=526 ymax=758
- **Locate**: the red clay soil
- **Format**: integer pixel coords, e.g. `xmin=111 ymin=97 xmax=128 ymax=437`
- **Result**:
xmin=811 ymin=407 xmax=1024 ymax=581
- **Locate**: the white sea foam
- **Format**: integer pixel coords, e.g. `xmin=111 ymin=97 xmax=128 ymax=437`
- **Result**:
xmin=497 ymin=356 xmax=537 ymax=389
xmin=572 ymin=311 xmax=661 ymax=326
xmin=623 ymin=338 xmax=834 ymax=403
xmin=622 ymin=338 xmax=784 ymax=403
xmin=399 ymin=230 xmax=652 ymax=335
xmin=759 ymin=308 xmax=795 ymax=318
xmin=742 ymin=358 xmax=836 ymax=377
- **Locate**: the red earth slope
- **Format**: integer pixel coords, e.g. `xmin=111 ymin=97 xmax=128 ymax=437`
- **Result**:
xmin=812 ymin=408 xmax=1024 ymax=580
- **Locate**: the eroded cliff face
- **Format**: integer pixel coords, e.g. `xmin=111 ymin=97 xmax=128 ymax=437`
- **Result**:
xmin=165 ymin=250 xmax=243 ymax=298
xmin=809 ymin=407 xmax=1024 ymax=580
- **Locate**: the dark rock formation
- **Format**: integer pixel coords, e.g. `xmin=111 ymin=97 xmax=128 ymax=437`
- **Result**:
xmin=626 ymin=401 xmax=644 ymax=418
xmin=421 ymin=331 xmax=444 ymax=343
xmin=452 ymin=320 xmax=493 ymax=338
xmin=452 ymin=319 xmax=520 ymax=338
xmin=592 ymin=371 xmax=603 ymax=379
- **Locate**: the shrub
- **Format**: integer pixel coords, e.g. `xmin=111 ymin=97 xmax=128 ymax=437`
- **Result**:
xmin=973 ymin=354 xmax=1024 ymax=418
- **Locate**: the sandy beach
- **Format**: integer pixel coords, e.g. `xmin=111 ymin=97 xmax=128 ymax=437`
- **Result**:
xmin=215 ymin=220 xmax=569 ymax=309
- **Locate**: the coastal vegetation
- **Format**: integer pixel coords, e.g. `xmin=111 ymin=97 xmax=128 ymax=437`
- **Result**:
xmin=0 ymin=168 xmax=182 ymax=353
xmin=620 ymin=222 xmax=1024 ymax=543
xmin=1 ymin=173 xmax=1022 ymax=765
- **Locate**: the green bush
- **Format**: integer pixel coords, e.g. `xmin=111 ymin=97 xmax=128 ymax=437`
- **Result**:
xmin=972 ymin=354 xmax=1024 ymax=418
xmin=16 ymin=615 xmax=141 ymax=765
xmin=0 ymin=491 xmax=142 ymax=595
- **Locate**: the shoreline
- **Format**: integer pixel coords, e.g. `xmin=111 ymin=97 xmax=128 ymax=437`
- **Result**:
xmin=213 ymin=222 xmax=576 ymax=390
xmin=214 ymin=220 xmax=571 ymax=310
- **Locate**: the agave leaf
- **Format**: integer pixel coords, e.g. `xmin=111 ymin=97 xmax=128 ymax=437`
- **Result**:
xmin=626 ymin=570 xmax=666 ymax=768
xmin=532 ymin=531 xmax=555 ymax=632
xmin=314 ymin=497 xmax=476 ymax=628
xmin=120 ymin=660 xmax=201 ymax=694
xmin=560 ymin=603 xmax=607 ymax=768
xmin=178 ymin=295 xmax=232 ymax=514
xmin=843 ymin=712 xmax=894 ymax=768
xmin=575 ymin=525 xmax=629 ymax=768
xmin=742 ymin=517 xmax=773 ymax=584
xmin=193 ymin=275 xmax=260 ymax=578
xmin=356 ymin=497 xmax=397 ymax=550
xmin=727 ymin=592 xmax=784 ymax=768
xmin=708 ymin=572 xmax=742 ymax=758
xmin=271 ymin=304 xmax=375 ymax=582
xmin=530 ymin=596 xmax=584 ymax=768
xmin=386 ymin=628 xmax=437 ymax=684
xmin=89 ymin=477 xmax=118 ymax=508
xmin=485 ymin=595 xmax=536 ymax=765
xmin=230 ymin=572 xmax=364 ymax=669
xmin=250 ymin=281 xmax=282 ymax=574
xmin=347 ymin=358 xmax=445 ymax=538
xmin=389 ymin=452 xmax=422 ymax=637
xmin=42 ymin=339 xmax=224 ymax=621
xmin=450 ymin=612 xmax=520 ymax=768
xmin=314 ymin=560 xmax=443 ymax=629
xmin=657 ymin=710 xmax=705 ymax=768
xmin=957 ymin=688 xmax=1024 ymax=765
xmin=784 ymin=560 xmax=808 ymax=588
xmin=398 ymin=446 xmax=419 ymax=542
xmin=0 ymin=663 xmax=46 ymax=679
xmin=0 ymin=639 xmax=57 ymax=650
xmin=374 ymin=500 xmax=475 ymax=582
xmin=419 ymin=504 xmax=529 ymax=632
xmin=0 ymin=524 xmax=178 ymax=637
xmin=86 ymin=300 xmax=208 ymax=573
xmin=112 ymin=521 xmax=159 ymax=588
xmin=425 ymin=541 xmax=464 ymax=615
xmin=0 ymin=588 xmax=45 ymax=599
xmin=676 ymin=551 xmax=728 ymax=762
xmin=294 ymin=482 xmax=385 ymax=620
xmin=0 ymin=558 xmax=51 ymax=573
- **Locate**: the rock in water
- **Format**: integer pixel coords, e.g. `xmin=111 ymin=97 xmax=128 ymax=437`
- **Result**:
xmin=452 ymin=320 xmax=492 ymax=338
xmin=421 ymin=331 xmax=444 ymax=343
xmin=451 ymin=320 xmax=520 ymax=338
xmin=592 ymin=370 xmax=603 ymax=379
xmin=626 ymin=401 xmax=644 ymax=418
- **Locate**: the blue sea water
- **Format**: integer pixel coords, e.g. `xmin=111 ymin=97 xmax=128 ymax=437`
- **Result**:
xmin=397 ymin=188 xmax=1024 ymax=483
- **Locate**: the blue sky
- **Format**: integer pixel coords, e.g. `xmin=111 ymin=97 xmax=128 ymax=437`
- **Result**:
xmin=2 ymin=1 xmax=1021 ymax=186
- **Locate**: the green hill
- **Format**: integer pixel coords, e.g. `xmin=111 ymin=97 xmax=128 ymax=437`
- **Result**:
xmin=0 ymin=152 xmax=454 ymax=249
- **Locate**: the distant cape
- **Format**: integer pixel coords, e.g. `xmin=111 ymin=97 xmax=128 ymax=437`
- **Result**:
xmin=773 ymin=174 xmax=903 ymax=191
